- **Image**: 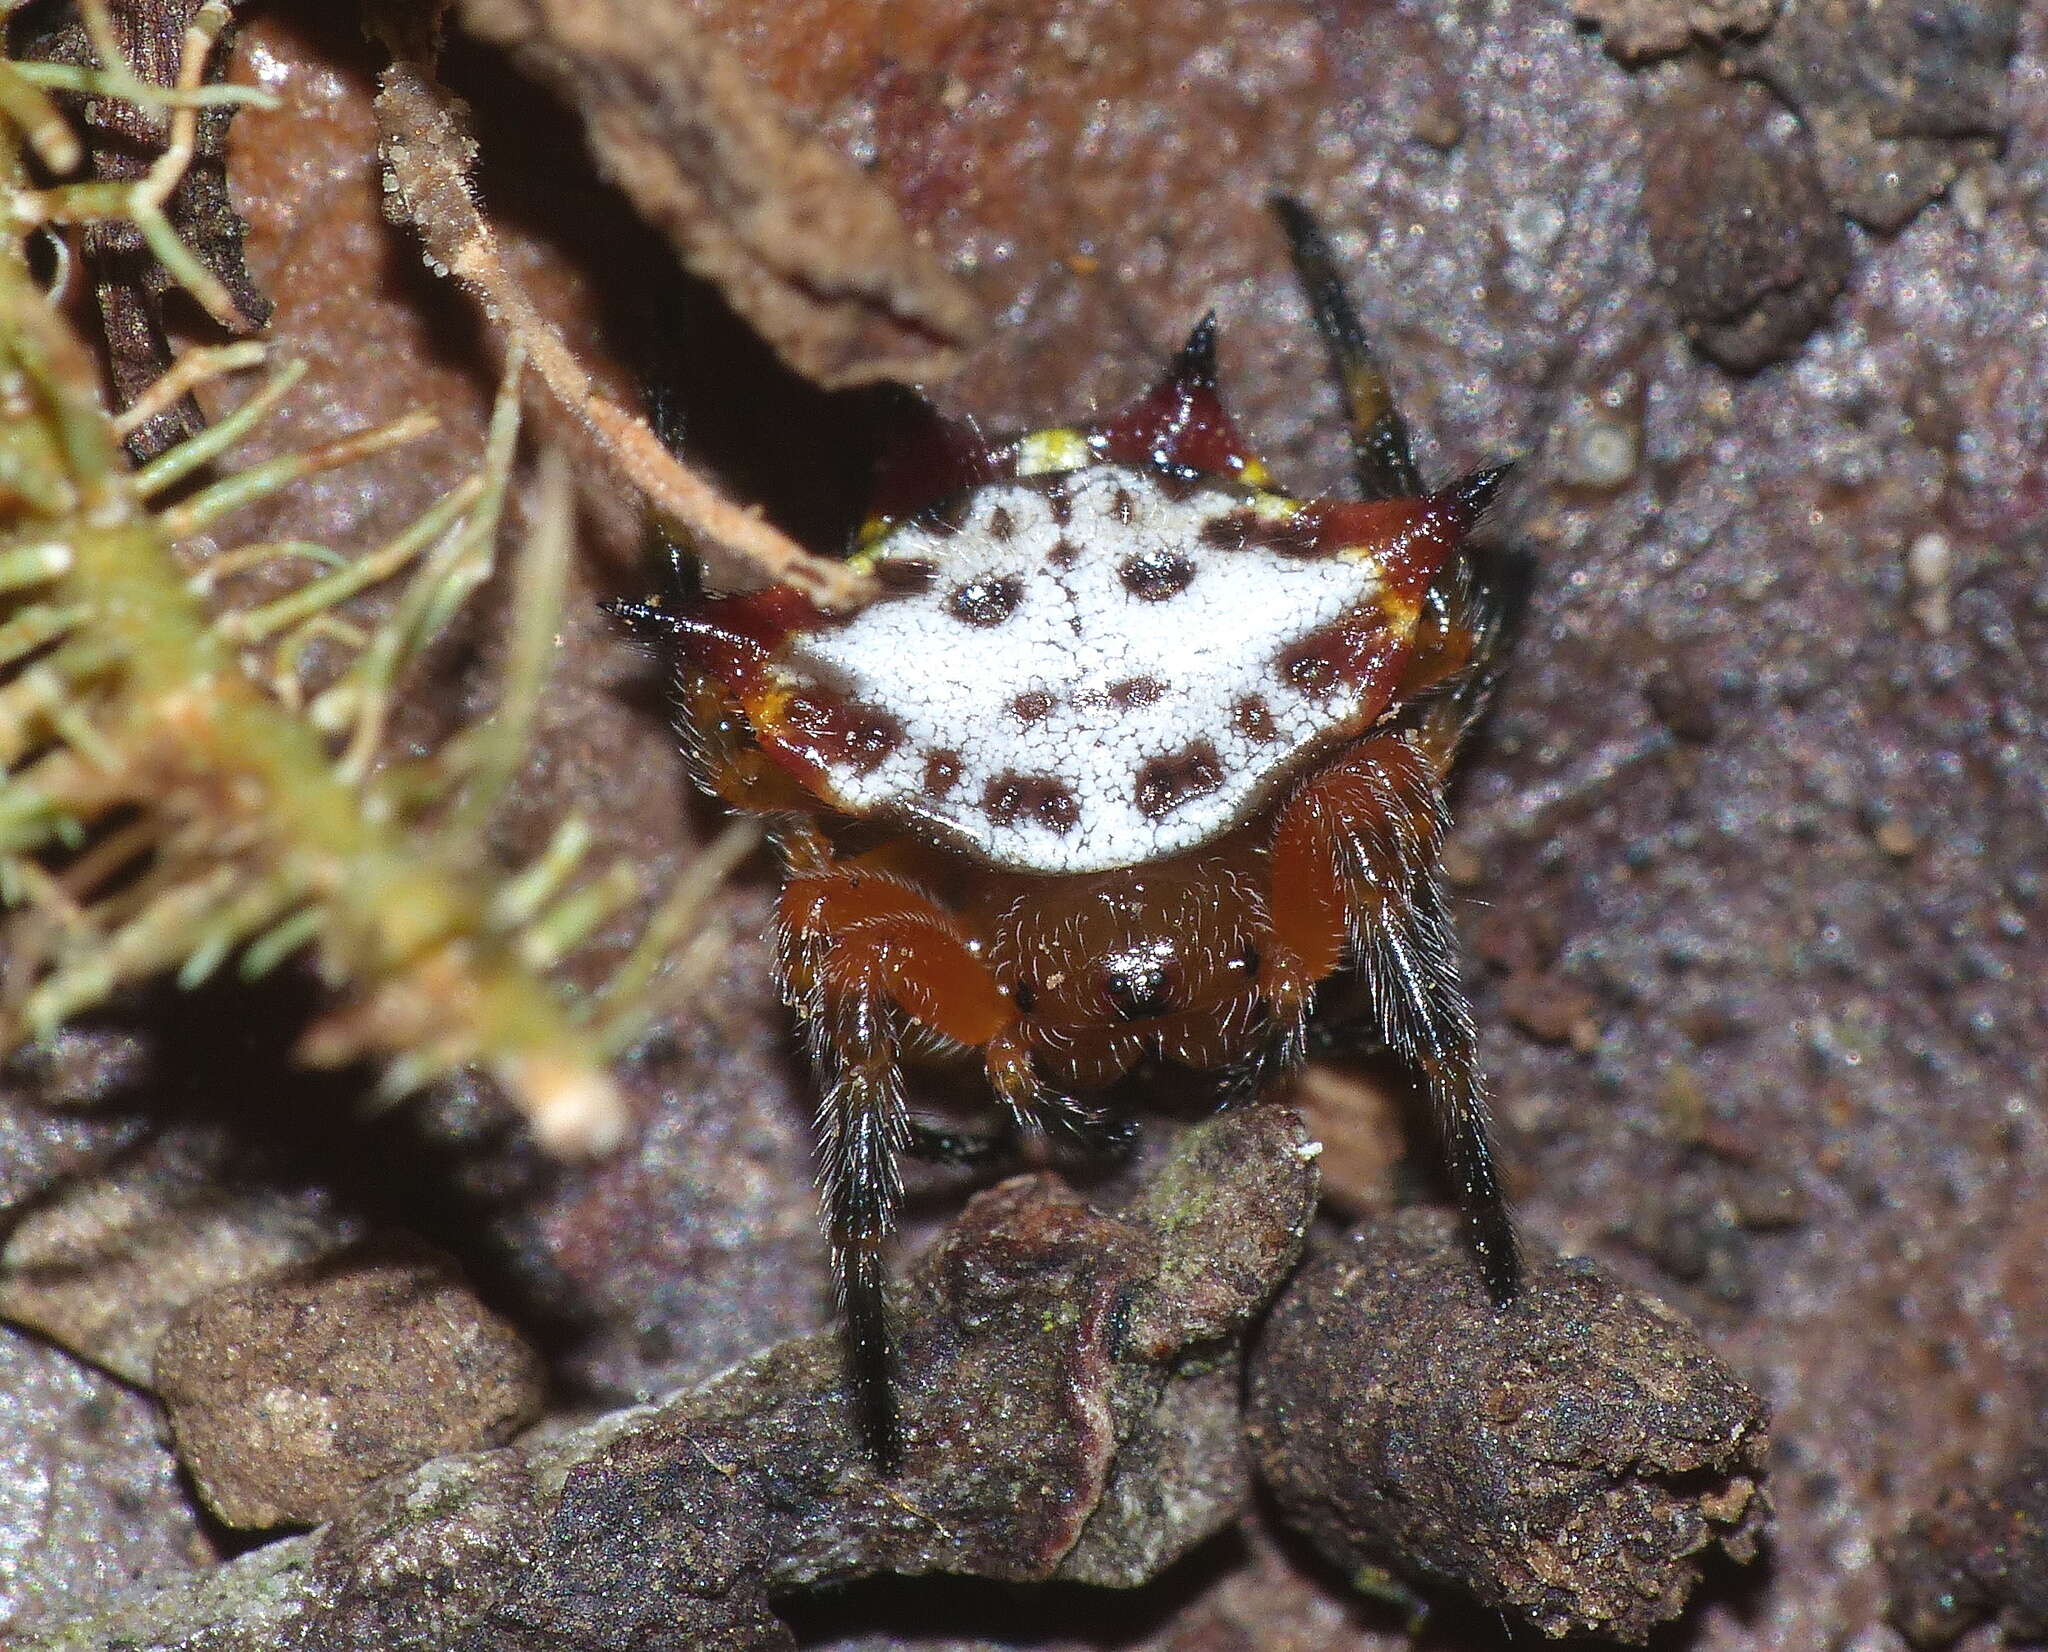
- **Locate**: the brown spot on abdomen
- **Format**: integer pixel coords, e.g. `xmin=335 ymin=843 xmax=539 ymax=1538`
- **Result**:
xmin=1279 ymin=636 xmax=1339 ymax=695
xmin=839 ymin=706 xmax=906 ymax=773
xmin=1200 ymin=508 xmax=1322 ymax=558
xmin=1010 ymin=690 xmax=1056 ymax=723
xmin=1134 ymin=741 xmax=1224 ymax=818
xmin=875 ymin=558 xmax=937 ymax=593
xmin=1120 ymin=549 xmax=1196 ymax=601
xmin=1108 ymin=676 xmax=1166 ymax=708
xmin=922 ymin=749 xmax=964 ymax=798
xmin=984 ymin=772 xmax=1081 ymax=833
xmin=947 ymin=575 xmax=1024 ymax=626
xmin=1275 ymin=614 xmax=1398 ymax=701
xmin=775 ymin=693 xmax=905 ymax=778
xmin=1232 ymin=694 xmax=1278 ymax=743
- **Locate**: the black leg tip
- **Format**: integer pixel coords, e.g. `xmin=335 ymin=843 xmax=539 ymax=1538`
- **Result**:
xmin=1471 ymin=1214 xmax=1524 ymax=1306
xmin=1268 ymin=193 xmax=1319 ymax=244
xmin=863 ymin=1402 xmax=905 ymax=1478
xmin=848 ymin=1324 xmax=906 ymax=1475
xmin=1083 ymin=1115 xmax=1142 ymax=1160
xmin=905 ymin=1120 xmax=1010 ymax=1167
xmin=1041 ymin=1100 xmax=1141 ymax=1162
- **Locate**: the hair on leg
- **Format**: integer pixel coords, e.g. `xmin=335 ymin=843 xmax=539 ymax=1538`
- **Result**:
xmin=804 ymin=979 xmax=912 ymax=1470
xmin=1267 ymin=736 xmax=1521 ymax=1300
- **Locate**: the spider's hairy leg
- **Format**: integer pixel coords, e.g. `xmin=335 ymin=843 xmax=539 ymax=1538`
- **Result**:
xmin=1396 ymin=487 xmax=1529 ymax=752
xmin=985 ymin=1025 xmax=1140 ymax=1159
xmin=1213 ymin=1024 xmax=1309 ymax=1111
xmin=1271 ymin=194 xmax=1422 ymax=502
xmin=660 ymin=671 xmax=815 ymax=814
xmin=1263 ymin=734 xmax=1521 ymax=1301
xmin=804 ymin=978 xmax=912 ymax=1470
xmin=776 ymin=854 xmax=1016 ymax=1469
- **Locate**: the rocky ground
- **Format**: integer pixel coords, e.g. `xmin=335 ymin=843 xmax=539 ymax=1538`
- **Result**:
xmin=1 ymin=1 xmax=2043 ymax=1648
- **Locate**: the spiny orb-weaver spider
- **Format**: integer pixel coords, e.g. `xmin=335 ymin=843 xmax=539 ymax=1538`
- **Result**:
xmin=619 ymin=199 xmax=1520 ymax=1468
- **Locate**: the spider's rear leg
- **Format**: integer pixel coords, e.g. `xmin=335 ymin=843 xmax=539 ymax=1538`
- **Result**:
xmin=1271 ymin=194 xmax=1421 ymax=503
xmin=1261 ymin=733 xmax=1521 ymax=1301
xmin=778 ymin=864 xmax=1018 ymax=1470
xmin=904 ymin=1048 xmax=1134 ymax=1171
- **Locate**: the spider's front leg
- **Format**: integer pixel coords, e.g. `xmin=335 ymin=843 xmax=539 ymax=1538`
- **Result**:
xmin=776 ymin=845 xmax=1027 ymax=1470
xmin=1260 ymin=733 xmax=1521 ymax=1301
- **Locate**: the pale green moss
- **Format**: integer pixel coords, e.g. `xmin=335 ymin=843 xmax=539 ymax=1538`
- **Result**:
xmin=0 ymin=18 xmax=726 ymax=1154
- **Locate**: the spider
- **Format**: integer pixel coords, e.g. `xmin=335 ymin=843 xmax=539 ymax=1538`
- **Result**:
xmin=617 ymin=198 xmax=1520 ymax=1469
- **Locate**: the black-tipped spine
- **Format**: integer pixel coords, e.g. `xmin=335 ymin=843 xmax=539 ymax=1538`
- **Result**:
xmin=1271 ymin=194 xmax=1422 ymax=502
xmin=1446 ymin=462 xmax=1515 ymax=528
xmin=1171 ymin=310 xmax=1221 ymax=390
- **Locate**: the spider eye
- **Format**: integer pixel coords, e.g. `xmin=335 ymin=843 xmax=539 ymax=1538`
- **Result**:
xmin=1011 ymin=978 xmax=1039 ymax=1016
xmin=1102 ymin=946 xmax=1177 ymax=1022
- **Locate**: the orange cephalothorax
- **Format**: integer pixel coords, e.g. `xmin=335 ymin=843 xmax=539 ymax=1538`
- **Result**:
xmin=616 ymin=198 xmax=1520 ymax=1470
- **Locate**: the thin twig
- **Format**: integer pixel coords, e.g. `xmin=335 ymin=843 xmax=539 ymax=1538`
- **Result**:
xmin=215 ymin=475 xmax=483 ymax=645
xmin=0 ymin=60 xmax=82 ymax=172
xmin=157 ymin=411 xmax=440 ymax=539
xmin=114 ymin=340 xmax=268 ymax=437
xmin=372 ymin=56 xmax=871 ymax=613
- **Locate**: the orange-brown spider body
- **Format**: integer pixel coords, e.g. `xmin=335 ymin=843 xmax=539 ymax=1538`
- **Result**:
xmin=621 ymin=200 xmax=1519 ymax=1466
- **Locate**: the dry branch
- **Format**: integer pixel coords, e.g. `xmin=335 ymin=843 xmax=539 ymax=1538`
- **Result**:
xmin=373 ymin=51 xmax=874 ymax=610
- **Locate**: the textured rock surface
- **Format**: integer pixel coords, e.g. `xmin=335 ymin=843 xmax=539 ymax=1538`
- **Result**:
xmin=1641 ymin=72 xmax=1848 ymax=371
xmin=1731 ymin=0 xmax=2019 ymax=229
xmin=151 ymin=1240 xmax=545 ymax=1529
xmin=1573 ymin=0 xmax=1778 ymax=63
xmin=1248 ymin=1209 xmax=1768 ymax=1642
xmin=450 ymin=0 xmax=979 ymax=387
xmin=1884 ymin=1441 xmax=2048 ymax=1649
xmin=2 ymin=0 xmax=2045 ymax=1646
xmin=0 ymin=1125 xmax=359 ymax=1386
xmin=18 ymin=1108 xmax=1319 ymax=1649
xmin=0 ymin=1330 xmax=207 ymax=1633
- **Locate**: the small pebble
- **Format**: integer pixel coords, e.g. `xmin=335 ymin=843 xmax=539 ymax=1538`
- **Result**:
xmin=1504 ymin=195 xmax=1566 ymax=261
xmin=1646 ymin=658 xmax=1721 ymax=743
xmin=1561 ymin=414 xmax=1640 ymax=489
xmin=153 ymin=1238 xmax=545 ymax=1529
xmin=1411 ymin=99 xmax=1465 ymax=150
xmin=1249 ymin=1208 xmax=1770 ymax=1641
xmin=1642 ymin=77 xmax=1848 ymax=371
xmin=1499 ymin=970 xmax=1602 ymax=1047
xmin=1907 ymin=531 xmax=1953 ymax=590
